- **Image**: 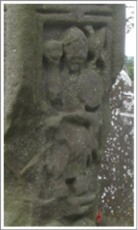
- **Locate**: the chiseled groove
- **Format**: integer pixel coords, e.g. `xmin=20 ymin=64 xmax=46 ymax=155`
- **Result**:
xmin=84 ymin=11 xmax=112 ymax=16
xmin=36 ymin=8 xmax=70 ymax=14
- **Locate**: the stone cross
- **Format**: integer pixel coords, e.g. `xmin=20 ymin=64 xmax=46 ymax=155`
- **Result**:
xmin=4 ymin=4 xmax=125 ymax=226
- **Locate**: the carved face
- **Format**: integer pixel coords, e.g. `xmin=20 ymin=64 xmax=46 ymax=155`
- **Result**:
xmin=62 ymin=27 xmax=88 ymax=73
xmin=63 ymin=41 xmax=88 ymax=73
xmin=43 ymin=40 xmax=63 ymax=64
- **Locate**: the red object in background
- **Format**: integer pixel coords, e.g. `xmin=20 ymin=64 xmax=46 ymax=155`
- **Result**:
xmin=96 ymin=210 xmax=102 ymax=225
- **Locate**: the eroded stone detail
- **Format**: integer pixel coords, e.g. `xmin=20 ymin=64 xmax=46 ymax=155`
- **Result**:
xmin=32 ymin=25 xmax=106 ymax=226
xmin=4 ymin=4 xmax=125 ymax=226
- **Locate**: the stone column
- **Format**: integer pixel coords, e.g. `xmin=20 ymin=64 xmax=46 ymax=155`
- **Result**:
xmin=5 ymin=5 xmax=40 ymax=133
xmin=4 ymin=5 xmax=41 ymax=226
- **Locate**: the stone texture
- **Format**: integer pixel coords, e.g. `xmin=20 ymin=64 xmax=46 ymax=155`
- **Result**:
xmin=4 ymin=5 xmax=40 ymax=134
xmin=4 ymin=4 xmax=125 ymax=226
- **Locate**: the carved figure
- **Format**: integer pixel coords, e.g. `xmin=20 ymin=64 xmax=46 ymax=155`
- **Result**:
xmin=84 ymin=25 xmax=106 ymax=67
xmin=42 ymin=39 xmax=63 ymax=109
xmin=31 ymin=26 xmax=105 ymax=226
xmin=4 ymin=4 xmax=125 ymax=227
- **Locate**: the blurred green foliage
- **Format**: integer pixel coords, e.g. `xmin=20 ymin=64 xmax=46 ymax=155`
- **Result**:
xmin=125 ymin=56 xmax=134 ymax=81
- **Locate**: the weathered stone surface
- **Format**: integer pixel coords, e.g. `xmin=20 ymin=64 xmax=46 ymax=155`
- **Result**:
xmin=4 ymin=5 xmax=40 ymax=134
xmin=4 ymin=4 xmax=125 ymax=226
xmin=98 ymin=70 xmax=134 ymax=226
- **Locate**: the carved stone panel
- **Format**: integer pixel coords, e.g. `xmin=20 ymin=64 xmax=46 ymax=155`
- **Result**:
xmin=4 ymin=4 xmax=125 ymax=226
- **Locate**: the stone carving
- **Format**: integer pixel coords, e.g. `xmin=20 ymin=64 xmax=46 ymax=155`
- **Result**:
xmin=43 ymin=39 xmax=62 ymax=108
xmin=4 ymin=4 xmax=125 ymax=227
xmin=32 ymin=26 xmax=105 ymax=226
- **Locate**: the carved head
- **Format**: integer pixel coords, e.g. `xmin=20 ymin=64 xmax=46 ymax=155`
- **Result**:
xmin=62 ymin=27 xmax=89 ymax=73
xmin=43 ymin=39 xmax=63 ymax=64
